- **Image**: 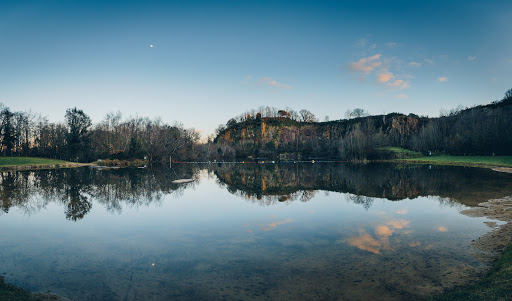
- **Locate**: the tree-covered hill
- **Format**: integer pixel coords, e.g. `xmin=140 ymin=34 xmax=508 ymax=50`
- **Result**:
xmin=212 ymin=89 xmax=512 ymax=160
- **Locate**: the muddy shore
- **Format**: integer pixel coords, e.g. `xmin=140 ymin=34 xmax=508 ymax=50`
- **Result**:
xmin=461 ymin=196 xmax=512 ymax=262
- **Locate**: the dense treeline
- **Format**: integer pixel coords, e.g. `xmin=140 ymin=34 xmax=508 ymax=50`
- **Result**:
xmin=212 ymin=89 xmax=512 ymax=160
xmin=0 ymin=105 xmax=200 ymax=163
xmin=409 ymin=90 xmax=512 ymax=155
xmin=1 ymin=89 xmax=511 ymax=162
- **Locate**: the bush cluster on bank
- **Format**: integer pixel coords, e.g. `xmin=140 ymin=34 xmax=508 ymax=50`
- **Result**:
xmin=96 ymin=159 xmax=147 ymax=167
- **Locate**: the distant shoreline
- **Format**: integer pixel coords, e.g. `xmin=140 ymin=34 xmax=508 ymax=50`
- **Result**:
xmin=2 ymin=155 xmax=512 ymax=173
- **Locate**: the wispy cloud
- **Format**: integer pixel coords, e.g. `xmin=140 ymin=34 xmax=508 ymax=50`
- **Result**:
xmin=354 ymin=37 xmax=369 ymax=47
xmin=395 ymin=94 xmax=409 ymax=100
xmin=376 ymin=72 xmax=394 ymax=83
xmin=438 ymin=77 xmax=448 ymax=82
xmin=408 ymin=61 xmax=422 ymax=67
xmin=241 ymin=75 xmax=253 ymax=85
xmin=386 ymin=42 xmax=403 ymax=48
xmin=260 ymin=77 xmax=292 ymax=89
xmin=388 ymin=79 xmax=409 ymax=89
xmin=349 ymin=54 xmax=410 ymax=90
xmin=349 ymin=54 xmax=382 ymax=75
xmin=467 ymin=56 xmax=477 ymax=61
xmin=424 ymin=58 xmax=434 ymax=64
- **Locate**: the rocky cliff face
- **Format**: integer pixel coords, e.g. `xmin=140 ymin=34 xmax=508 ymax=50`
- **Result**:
xmin=214 ymin=114 xmax=426 ymax=159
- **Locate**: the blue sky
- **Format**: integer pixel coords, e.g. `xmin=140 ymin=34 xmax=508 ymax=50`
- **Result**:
xmin=1 ymin=0 xmax=511 ymax=137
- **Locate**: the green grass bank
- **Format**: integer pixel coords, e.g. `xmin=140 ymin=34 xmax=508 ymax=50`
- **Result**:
xmin=378 ymin=147 xmax=512 ymax=168
xmin=0 ymin=157 xmax=70 ymax=167
xmin=0 ymin=157 xmax=91 ymax=171
xmin=402 ymin=155 xmax=512 ymax=168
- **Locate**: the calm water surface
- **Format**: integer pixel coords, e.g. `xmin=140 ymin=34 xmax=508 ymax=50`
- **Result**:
xmin=1 ymin=163 xmax=512 ymax=300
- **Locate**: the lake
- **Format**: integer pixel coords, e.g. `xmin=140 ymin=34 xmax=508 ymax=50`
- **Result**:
xmin=1 ymin=163 xmax=512 ymax=300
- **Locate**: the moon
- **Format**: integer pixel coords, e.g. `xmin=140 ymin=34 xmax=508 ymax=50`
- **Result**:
xmin=150 ymin=44 xmax=153 ymax=48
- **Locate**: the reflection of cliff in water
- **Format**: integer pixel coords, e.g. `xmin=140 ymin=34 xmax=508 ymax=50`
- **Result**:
xmin=213 ymin=163 xmax=512 ymax=207
xmin=0 ymin=165 xmax=200 ymax=221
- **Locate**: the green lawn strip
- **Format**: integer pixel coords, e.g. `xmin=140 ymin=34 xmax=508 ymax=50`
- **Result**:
xmin=432 ymin=242 xmax=512 ymax=301
xmin=401 ymin=155 xmax=512 ymax=168
xmin=0 ymin=157 xmax=71 ymax=167
xmin=376 ymin=147 xmax=423 ymax=159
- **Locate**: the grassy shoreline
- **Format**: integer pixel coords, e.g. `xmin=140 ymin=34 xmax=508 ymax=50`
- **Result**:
xmin=0 ymin=157 xmax=93 ymax=171
xmin=400 ymin=155 xmax=512 ymax=168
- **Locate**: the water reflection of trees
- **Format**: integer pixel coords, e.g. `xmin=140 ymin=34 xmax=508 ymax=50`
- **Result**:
xmin=0 ymin=165 xmax=200 ymax=221
xmin=213 ymin=163 xmax=512 ymax=207
xmin=2 ymin=163 xmax=511 ymax=217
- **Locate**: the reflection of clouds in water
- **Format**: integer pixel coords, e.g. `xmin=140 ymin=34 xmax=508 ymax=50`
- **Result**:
xmin=243 ymin=218 xmax=293 ymax=232
xmin=347 ymin=218 xmax=412 ymax=254
xmin=262 ymin=218 xmax=293 ymax=231
xmin=387 ymin=219 xmax=410 ymax=229
xmin=375 ymin=225 xmax=393 ymax=236
xmin=424 ymin=244 xmax=435 ymax=250
xmin=395 ymin=209 xmax=408 ymax=214
xmin=347 ymin=232 xmax=381 ymax=254
xmin=437 ymin=226 xmax=448 ymax=232
xmin=409 ymin=241 xmax=421 ymax=247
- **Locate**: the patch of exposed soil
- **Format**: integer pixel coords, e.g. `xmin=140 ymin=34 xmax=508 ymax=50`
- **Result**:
xmin=460 ymin=196 xmax=512 ymax=262
xmin=492 ymin=167 xmax=512 ymax=174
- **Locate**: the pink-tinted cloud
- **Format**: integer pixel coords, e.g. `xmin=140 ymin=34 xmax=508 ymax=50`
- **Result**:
xmin=260 ymin=77 xmax=292 ymax=89
xmin=349 ymin=54 xmax=382 ymax=75
xmin=438 ymin=77 xmax=448 ymax=82
xmin=388 ymin=79 xmax=409 ymax=89
xmin=377 ymin=72 xmax=394 ymax=83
